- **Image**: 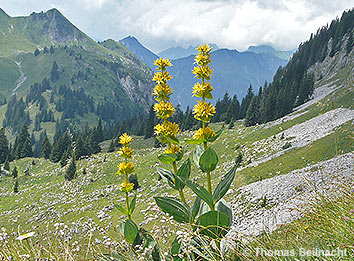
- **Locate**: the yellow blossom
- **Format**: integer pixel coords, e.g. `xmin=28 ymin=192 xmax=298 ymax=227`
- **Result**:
xmin=152 ymin=83 xmax=173 ymax=101
xmin=196 ymin=44 xmax=212 ymax=55
xmin=153 ymin=71 xmax=172 ymax=84
xmin=154 ymin=58 xmax=172 ymax=71
xmin=194 ymin=53 xmax=211 ymax=66
xmin=117 ymin=161 xmax=134 ymax=175
xmin=193 ymin=100 xmax=216 ymax=123
xmin=154 ymin=100 xmax=175 ymax=119
xmin=154 ymin=121 xmax=179 ymax=138
xmin=164 ymin=145 xmax=182 ymax=154
xmin=119 ymin=133 xmax=133 ymax=146
xmin=118 ymin=146 xmax=134 ymax=158
xmin=192 ymin=82 xmax=213 ymax=99
xmin=119 ymin=181 xmax=134 ymax=193
xmin=192 ymin=65 xmax=213 ymax=80
xmin=193 ymin=127 xmax=216 ymax=141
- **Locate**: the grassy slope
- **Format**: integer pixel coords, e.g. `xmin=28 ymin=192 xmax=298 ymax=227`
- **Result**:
xmin=0 ymin=63 xmax=353 ymax=258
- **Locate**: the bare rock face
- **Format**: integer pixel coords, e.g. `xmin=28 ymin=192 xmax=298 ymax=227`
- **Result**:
xmin=27 ymin=8 xmax=88 ymax=43
xmin=308 ymin=34 xmax=354 ymax=81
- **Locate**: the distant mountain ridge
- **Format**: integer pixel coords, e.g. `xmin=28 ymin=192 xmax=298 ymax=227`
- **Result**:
xmin=117 ymin=36 xmax=288 ymax=108
xmin=158 ymin=43 xmax=220 ymax=60
xmin=247 ymin=45 xmax=295 ymax=60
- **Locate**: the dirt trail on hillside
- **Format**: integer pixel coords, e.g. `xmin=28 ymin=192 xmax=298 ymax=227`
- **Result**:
xmin=13 ymin=61 xmax=26 ymax=94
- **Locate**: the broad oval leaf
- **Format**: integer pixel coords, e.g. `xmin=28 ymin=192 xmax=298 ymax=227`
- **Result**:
xmin=185 ymin=180 xmax=214 ymax=209
xmin=193 ymin=145 xmax=204 ymax=166
xmin=171 ymin=236 xmax=183 ymax=261
xmin=216 ymin=199 xmax=233 ymax=225
xmin=120 ymin=220 xmax=139 ymax=244
xmin=129 ymin=194 xmax=137 ymax=215
xmin=154 ymin=196 xmax=191 ymax=223
xmin=199 ymin=147 xmax=218 ymax=173
xmin=158 ymin=153 xmax=178 ymax=164
xmin=157 ymin=167 xmax=177 ymax=189
xmin=213 ymin=163 xmax=238 ymax=204
xmin=197 ymin=210 xmax=230 ymax=239
xmin=175 ymin=159 xmax=191 ymax=189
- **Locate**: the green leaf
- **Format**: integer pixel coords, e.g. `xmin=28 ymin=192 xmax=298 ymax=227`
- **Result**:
xmin=171 ymin=236 xmax=183 ymax=261
xmin=207 ymin=125 xmax=224 ymax=142
xmin=157 ymin=167 xmax=177 ymax=190
xmin=158 ymin=153 xmax=178 ymax=164
xmin=175 ymin=159 xmax=191 ymax=189
xmin=192 ymin=196 xmax=201 ymax=220
xmin=154 ymin=197 xmax=191 ymax=223
xmin=185 ymin=180 xmax=214 ymax=209
xmin=176 ymin=148 xmax=184 ymax=161
xmin=119 ymin=220 xmax=139 ymax=244
xmin=213 ymin=163 xmax=238 ymax=204
xmin=129 ymin=194 xmax=137 ymax=215
xmin=197 ymin=211 xmax=230 ymax=239
xmin=204 ymin=92 xmax=213 ymax=100
xmin=166 ymin=135 xmax=179 ymax=145
xmin=114 ymin=204 xmax=128 ymax=215
xmin=193 ymin=145 xmax=204 ymax=166
xmin=199 ymin=147 xmax=218 ymax=173
xmin=185 ymin=138 xmax=203 ymax=145
xmin=216 ymin=199 xmax=233 ymax=225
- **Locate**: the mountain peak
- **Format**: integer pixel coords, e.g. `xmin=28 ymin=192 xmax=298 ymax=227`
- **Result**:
xmin=0 ymin=8 xmax=10 ymax=17
xmin=27 ymin=7 xmax=88 ymax=43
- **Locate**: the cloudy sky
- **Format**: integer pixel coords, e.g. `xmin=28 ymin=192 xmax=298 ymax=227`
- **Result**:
xmin=0 ymin=0 xmax=353 ymax=53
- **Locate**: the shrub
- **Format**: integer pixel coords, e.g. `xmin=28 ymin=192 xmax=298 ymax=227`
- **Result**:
xmin=282 ymin=142 xmax=292 ymax=150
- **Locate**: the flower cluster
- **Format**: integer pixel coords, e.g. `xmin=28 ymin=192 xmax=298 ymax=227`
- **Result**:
xmin=152 ymin=57 xmax=181 ymax=154
xmin=192 ymin=44 xmax=216 ymax=139
xmin=117 ymin=133 xmax=135 ymax=193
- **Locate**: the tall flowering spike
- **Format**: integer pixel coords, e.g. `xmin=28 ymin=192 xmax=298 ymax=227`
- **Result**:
xmin=192 ymin=44 xmax=216 ymax=138
xmin=119 ymin=133 xmax=133 ymax=146
xmin=152 ymin=57 xmax=180 ymax=145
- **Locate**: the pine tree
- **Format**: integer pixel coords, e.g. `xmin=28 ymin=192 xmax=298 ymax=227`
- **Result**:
xmin=236 ymin=151 xmax=243 ymax=165
xmin=60 ymin=150 xmax=69 ymax=167
xmin=4 ymin=156 xmax=10 ymax=171
xmin=13 ymin=180 xmax=19 ymax=193
xmin=40 ymin=135 xmax=52 ymax=159
xmin=245 ymin=96 xmax=259 ymax=127
xmin=229 ymin=118 xmax=234 ymax=129
xmin=50 ymin=61 xmax=59 ymax=81
xmin=0 ymin=128 xmax=9 ymax=164
xmin=65 ymin=158 xmax=76 ymax=181
xmin=96 ymin=119 xmax=104 ymax=143
xmin=74 ymin=136 xmax=86 ymax=160
xmin=14 ymin=125 xmax=33 ymax=159
xmin=12 ymin=166 xmax=18 ymax=179
xmin=144 ymin=105 xmax=155 ymax=139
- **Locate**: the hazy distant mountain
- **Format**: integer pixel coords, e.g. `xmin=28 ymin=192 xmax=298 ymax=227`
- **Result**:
xmin=247 ymin=45 xmax=295 ymax=60
xmin=118 ymin=37 xmax=289 ymax=109
xmin=119 ymin=36 xmax=158 ymax=70
xmin=169 ymin=49 xmax=288 ymax=108
xmin=158 ymin=44 xmax=219 ymax=60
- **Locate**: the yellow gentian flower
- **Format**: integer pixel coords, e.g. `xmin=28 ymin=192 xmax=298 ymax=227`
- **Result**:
xmin=193 ymin=100 xmax=216 ymax=123
xmin=154 ymin=57 xmax=172 ymax=71
xmin=119 ymin=133 xmax=133 ymax=146
xmin=164 ymin=145 xmax=182 ymax=154
xmin=119 ymin=181 xmax=134 ymax=193
xmin=154 ymin=100 xmax=175 ymax=119
xmin=196 ymin=44 xmax=212 ymax=55
xmin=152 ymin=83 xmax=173 ymax=101
xmin=192 ymin=82 xmax=213 ymax=99
xmin=154 ymin=121 xmax=180 ymax=138
xmin=118 ymin=146 xmax=134 ymax=158
xmin=153 ymin=71 xmax=173 ymax=84
xmin=117 ymin=161 xmax=134 ymax=175
xmin=193 ymin=127 xmax=216 ymax=141
xmin=192 ymin=65 xmax=213 ymax=80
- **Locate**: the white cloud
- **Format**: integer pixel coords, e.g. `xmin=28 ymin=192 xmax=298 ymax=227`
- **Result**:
xmin=0 ymin=0 xmax=352 ymax=52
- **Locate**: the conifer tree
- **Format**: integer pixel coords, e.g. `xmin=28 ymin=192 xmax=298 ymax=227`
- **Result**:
xmin=13 ymin=180 xmax=18 ymax=193
xmin=65 ymin=157 xmax=76 ymax=181
xmin=0 ymin=128 xmax=9 ymax=164
xmin=40 ymin=135 xmax=52 ymax=159
xmin=4 ymin=156 xmax=10 ymax=171
xmin=12 ymin=166 xmax=18 ymax=179
xmin=14 ymin=125 xmax=33 ymax=159
xmin=245 ymin=96 xmax=259 ymax=127
xmin=144 ymin=105 xmax=155 ymax=139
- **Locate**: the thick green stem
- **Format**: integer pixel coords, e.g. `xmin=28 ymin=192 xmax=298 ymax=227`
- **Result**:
xmin=173 ymin=160 xmax=187 ymax=203
xmin=125 ymin=173 xmax=131 ymax=220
